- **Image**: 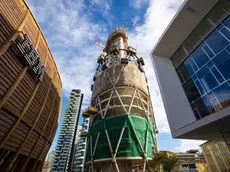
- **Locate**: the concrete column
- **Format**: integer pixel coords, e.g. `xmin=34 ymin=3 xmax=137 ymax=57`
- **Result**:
xmin=209 ymin=145 xmax=221 ymax=172
xmin=203 ymin=152 xmax=213 ymax=172
xmin=215 ymin=142 xmax=228 ymax=170
xmin=151 ymin=55 xmax=196 ymax=136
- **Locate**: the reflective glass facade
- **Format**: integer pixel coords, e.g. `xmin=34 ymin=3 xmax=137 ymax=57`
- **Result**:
xmin=175 ymin=15 xmax=230 ymax=120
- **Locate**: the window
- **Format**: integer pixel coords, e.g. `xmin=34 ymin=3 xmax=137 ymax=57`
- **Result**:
xmin=171 ymin=0 xmax=230 ymax=68
xmin=205 ymin=29 xmax=229 ymax=54
xmin=203 ymin=44 xmax=215 ymax=58
xmin=210 ymin=66 xmax=225 ymax=84
xmin=174 ymin=14 xmax=230 ymax=119
xmin=227 ymin=158 xmax=230 ymax=165
xmin=183 ymin=79 xmax=201 ymax=103
xmin=214 ymin=49 xmax=230 ymax=80
xmin=195 ymin=79 xmax=205 ymax=95
xmin=210 ymin=97 xmax=222 ymax=111
xmin=213 ymin=83 xmax=230 ymax=108
xmin=215 ymin=152 xmax=220 ymax=156
xmin=184 ymin=59 xmax=195 ymax=76
xmin=227 ymin=150 xmax=230 ymax=155
xmin=192 ymin=46 xmax=210 ymax=68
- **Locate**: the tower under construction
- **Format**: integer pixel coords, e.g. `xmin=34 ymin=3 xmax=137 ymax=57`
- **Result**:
xmin=83 ymin=27 xmax=158 ymax=172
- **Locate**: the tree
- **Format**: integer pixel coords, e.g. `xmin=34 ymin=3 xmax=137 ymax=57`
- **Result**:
xmin=162 ymin=155 xmax=179 ymax=172
xmin=151 ymin=151 xmax=179 ymax=172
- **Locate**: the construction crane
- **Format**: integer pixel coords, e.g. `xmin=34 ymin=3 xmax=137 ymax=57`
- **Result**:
xmin=94 ymin=40 xmax=105 ymax=48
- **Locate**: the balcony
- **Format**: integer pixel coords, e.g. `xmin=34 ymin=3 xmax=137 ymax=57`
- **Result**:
xmin=78 ymin=142 xmax=86 ymax=146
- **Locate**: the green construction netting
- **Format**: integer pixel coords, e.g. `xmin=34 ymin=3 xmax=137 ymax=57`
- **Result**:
xmin=86 ymin=115 xmax=155 ymax=162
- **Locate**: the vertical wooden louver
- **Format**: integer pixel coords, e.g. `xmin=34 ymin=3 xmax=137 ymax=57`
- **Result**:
xmin=0 ymin=0 xmax=62 ymax=171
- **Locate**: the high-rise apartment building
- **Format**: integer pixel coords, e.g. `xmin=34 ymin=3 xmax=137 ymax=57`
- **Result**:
xmin=73 ymin=117 xmax=90 ymax=172
xmin=47 ymin=150 xmax=55 ymax=163
xmin=0 ymin=1 xmax=62 ymax=171
xmin=201 ymin=141 xmax=230 ymax=172
xmin=52 ymin=90 xmax=83 ymax=172
xmin=74 ymin=125 xmax=82 ymax=150
xmin=151 ymin=0 xmax=230 ymax=144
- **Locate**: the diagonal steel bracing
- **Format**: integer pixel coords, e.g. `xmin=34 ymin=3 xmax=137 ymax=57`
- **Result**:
xmin=89 ymin=65 xmax=153 ymax=171
xmin=128 ymin=87 xmax=137 ymax=114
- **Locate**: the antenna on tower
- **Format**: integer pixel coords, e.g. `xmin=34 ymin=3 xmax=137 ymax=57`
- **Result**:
xmin=95 ymin=40 xmax=105 ymax=48
xmin=124 ymin=20 xmax=128 ymax=30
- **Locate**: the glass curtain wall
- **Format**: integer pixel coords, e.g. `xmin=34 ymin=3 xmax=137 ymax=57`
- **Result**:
xmin=172 ymin=1 xmax=230 ymax=120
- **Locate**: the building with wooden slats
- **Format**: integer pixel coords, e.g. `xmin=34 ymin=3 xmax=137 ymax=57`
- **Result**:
xmin=0 ymin=0 xmax=62 ymax=171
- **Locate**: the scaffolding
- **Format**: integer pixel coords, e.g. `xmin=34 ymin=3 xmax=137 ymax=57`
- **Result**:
xmin=84 ymin=27 xmax=158 ymax=172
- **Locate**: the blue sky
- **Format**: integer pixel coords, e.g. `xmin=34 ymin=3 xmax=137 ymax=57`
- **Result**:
xmin=26 ymin=0 xmax=205 ymax=153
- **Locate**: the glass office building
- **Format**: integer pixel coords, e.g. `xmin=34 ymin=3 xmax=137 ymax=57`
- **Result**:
xmin=151 ymin=0 xmax=230 ymax=142
xmin=174 ymin=14 xmax=230 ymax=120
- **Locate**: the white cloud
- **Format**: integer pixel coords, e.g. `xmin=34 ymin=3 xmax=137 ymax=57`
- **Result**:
xmin=132 ymin=16 xmax=140 ymax=26
xmin=154 ymin=106 xmax=170 ymax=133
xmin=27 ymin=0 xmax=205 ymax=151
xmin=91 ymin=0 xmax=111 ymax=17
xmin=127 ymin=0 xmax=206 ymax=149
xmin=175 ymin=139 xmax=206 ymax=152
xmin=129 ymin=0 xmax=149 ymax=9
xmin=127 ymin=0 xmax=185 ymax=134
xmin=27 ymin=0 xmax=108 ymax=104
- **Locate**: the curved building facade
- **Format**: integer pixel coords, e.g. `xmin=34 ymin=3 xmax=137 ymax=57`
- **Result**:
xmin=0 ymin=0 xmax=62 ymax=171
xmin=84 ymin=28 xmax=157 ymax=172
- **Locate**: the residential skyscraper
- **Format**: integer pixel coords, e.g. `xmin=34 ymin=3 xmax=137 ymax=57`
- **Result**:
xmin=51 ymin=90 xmax=83 ymax=172
xmin=47 ymin=150 xmax=55 ymax=163
xmin=151 ymin=0 xmax=230 ymax=145
xmin=73 ymin=117 xmax=90 ymax=172
xmin=0 ymin=1 xmax=62 ymax=171
xmin=83 ymin=27 xmax=158 ymax=171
